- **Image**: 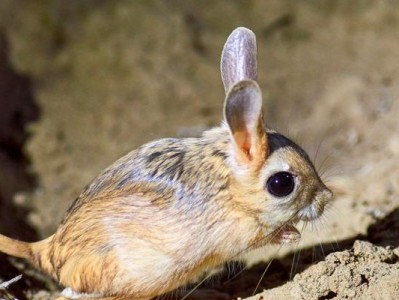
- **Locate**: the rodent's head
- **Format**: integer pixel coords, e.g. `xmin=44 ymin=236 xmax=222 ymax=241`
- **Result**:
xmin=220 ymin=27 xmax=332 ymax=245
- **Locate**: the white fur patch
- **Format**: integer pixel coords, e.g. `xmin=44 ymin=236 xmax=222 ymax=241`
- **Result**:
xmin=61 ymin=287 xmax=100 ymax=299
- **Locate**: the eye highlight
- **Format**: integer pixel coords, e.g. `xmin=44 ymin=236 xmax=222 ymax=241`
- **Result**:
xmin=266 ymin=172 xmax=295 ymax=197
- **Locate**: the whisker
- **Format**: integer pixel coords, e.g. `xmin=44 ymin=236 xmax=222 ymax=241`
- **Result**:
xmin=323 ymin=207 xmax=344 ymax=251
xmin=320 ymin=169 xmax=345 ymax=183
xmin=312 ymin=137 xmax=327 ymax=169
xmin=313 ymin=220 xmax=326 ymax=260
xmin=252 ymin=258 xmax=274 ymax=295
xmin=290 ymin=222 xmax=306 ymax=280
xmin=327 ymin=204 xmax=344 ymax=220
xmin=289 ymin=243 xmax=298 ymax=280
xmin=317 ymin=153 xmax=335 ymax=177
xmin=319 ymin=213 xmax=341 ymax=251
xmin=252 ymin=245 xmax=283 ymax=295
xmin=181 ymin=272 xmax=214 ymax=300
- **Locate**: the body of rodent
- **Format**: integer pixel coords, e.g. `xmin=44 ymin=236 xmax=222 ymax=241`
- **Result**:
xmin=0 ymin=27 xmax=332 ymax=300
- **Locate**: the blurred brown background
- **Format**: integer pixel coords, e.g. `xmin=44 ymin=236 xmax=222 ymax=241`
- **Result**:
xmin=0 ymin=1 xmax=398 ymax=299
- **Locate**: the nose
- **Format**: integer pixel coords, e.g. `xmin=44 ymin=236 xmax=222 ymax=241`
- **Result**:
xmin=321 ymin=188 xmax=334 ymax=203
xmin=299 ymin=187 xmax=333 ymax=221
xmin=313 ymin=188 xmax=333 ymax=218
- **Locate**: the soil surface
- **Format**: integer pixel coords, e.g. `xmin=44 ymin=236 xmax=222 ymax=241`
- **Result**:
xmin=0 ymin=1 xmax=398 ymax=299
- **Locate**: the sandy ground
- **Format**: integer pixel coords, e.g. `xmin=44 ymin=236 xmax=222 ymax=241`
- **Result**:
xmin=0 ymin=1 xmax=398 ymax=299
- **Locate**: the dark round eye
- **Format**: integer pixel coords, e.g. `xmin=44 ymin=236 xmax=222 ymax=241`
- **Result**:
xmin=266 ymin=172 xmax=295 ymax=197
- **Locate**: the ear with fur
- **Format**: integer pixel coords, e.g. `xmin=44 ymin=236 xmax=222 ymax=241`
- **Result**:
xmin=221 ymin=27 xmax=257 ymax=94
xmin=224 ymin=80 xmax=268 ymax=168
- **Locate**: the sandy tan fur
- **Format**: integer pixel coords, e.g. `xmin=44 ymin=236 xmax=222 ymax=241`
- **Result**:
xmin=0 ymin=27 xmax=332 ymax=300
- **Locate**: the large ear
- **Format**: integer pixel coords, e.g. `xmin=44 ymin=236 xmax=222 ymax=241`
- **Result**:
xmin=221 ymin=27 xmax=257 ymax=94
xmin=224 ymin=80 xmax=268 ymax=167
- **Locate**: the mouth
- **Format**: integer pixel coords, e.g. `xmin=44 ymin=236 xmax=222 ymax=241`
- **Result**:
xmin=271 ymin=223 xmax=301 ymax=245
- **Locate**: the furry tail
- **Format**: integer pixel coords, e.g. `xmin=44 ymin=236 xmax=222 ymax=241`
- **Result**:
xmin=0 ymin=233 xmax=55 ymax=276
xmin=0 ymin=234 xmax=33 ymax=259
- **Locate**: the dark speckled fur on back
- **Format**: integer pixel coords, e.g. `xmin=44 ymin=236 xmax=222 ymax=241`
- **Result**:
xmin=63 ymin=127 xmax=313 ymax=225
xmin=63 ymin=127 xmax=231 ymax=222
